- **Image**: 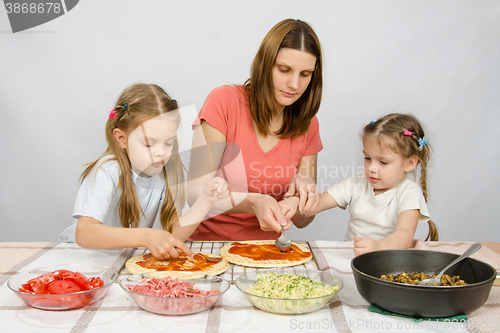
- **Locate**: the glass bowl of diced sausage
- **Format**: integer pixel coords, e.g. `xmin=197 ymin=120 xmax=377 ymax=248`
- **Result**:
xmin=119 ymin=271 xmax=230 ymax=315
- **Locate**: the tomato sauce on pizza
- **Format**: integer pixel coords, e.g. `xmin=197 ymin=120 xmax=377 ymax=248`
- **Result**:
xmin=126 ymin=251 xmax=229 ymax=275
xmin=227 ymin=243 xmax=311 ymax=261
xmin=219 ymin=240 xmax=313 ymax=268
xmin=137 ymin=253 xmax=214 ymax=272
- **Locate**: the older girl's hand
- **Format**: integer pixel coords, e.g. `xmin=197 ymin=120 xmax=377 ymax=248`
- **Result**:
xmin=203 ymin=176 xmax=230 ymax=202
xmin=145 ymin=229 xmax=193 ymax=259
xmin=284 ymin=171 xmax=319 ymax=215
xmin=251 ymin=194 xmax=292 ymax=233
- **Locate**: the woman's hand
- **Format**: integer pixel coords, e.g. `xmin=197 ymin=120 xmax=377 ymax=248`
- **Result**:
xmin=144 ymin=229 xmax=193 ymax=259
xmin=279 ymin=197 xmax=299 ymax=221
xmin=284 ymin=171 xmax=319 ymax=215
xmin=251 ymin=194 xmax=292 ymax=233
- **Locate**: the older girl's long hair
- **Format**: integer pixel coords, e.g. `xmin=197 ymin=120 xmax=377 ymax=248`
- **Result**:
xmin=81 ymin=83 xmax=185 ymax=232
xmin=363 ymin=113 xmax=438 ymax=241
xmin=245 ymin=18 xmax=323 ymax=138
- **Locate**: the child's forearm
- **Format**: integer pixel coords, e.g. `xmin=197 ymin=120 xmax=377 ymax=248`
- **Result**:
xmin=378 ymin=209 xmax=420 ymax=250
xmin=291 ymin=192 xmax=339 ymax=228
xmin=292 ymin=214 xmax=316 ymax=228
xmin=377 ymin=229 xmax=415 ymax=250
xmin=188 ymin=178 xmax=263 ymax=215
xmin=75 ymin=216 xmax=151 ymax=249
xmin=76 ymin=216 xmax=194 ymax=258
xmin=174 ymin=192 xmax=216 ymax=241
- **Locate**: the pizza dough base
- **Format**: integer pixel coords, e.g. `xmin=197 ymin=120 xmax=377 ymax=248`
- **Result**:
xmin=219 ymin=240 xmax=312 ymax=268
xmin=126 ymin=250 xmax=229 ymax=275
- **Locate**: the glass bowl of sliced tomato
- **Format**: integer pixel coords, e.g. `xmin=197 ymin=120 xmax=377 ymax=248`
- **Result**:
xmin=8 ymin=264 xmax=118 ymax=311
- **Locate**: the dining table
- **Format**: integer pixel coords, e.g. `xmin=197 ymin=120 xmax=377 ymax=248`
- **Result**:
xmin=1 ymin=240 xmax=499 ymax=333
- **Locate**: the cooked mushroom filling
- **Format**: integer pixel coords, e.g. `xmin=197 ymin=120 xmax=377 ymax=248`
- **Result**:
xmin=380 ymin=272 xmax=467 ymax=286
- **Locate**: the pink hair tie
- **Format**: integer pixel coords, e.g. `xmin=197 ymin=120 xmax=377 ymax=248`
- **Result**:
xmin=403 ymin=129 xmax=412 ymax=136
xmin=109 ymin=110 xmax=116 ymax=119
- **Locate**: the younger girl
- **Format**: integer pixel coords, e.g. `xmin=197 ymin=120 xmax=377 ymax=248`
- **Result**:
xmin=59 ymin=83 xmax=229 ymax=258
xmin=281 ymin=113 xmax=438 ymax=255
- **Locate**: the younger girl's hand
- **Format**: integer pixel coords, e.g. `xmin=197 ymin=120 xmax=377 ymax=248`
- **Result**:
xmin=353 ymin=236 xmax=379 ymax=256
xmin=145 ymin=229 xmax=193 ymax=259
xmin=278 ymin=197 xmax=299 ymax=221
xmin=203 ymin=176 xmax=230 ymax=202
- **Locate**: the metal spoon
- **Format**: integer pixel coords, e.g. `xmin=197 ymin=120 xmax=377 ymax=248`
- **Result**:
xmin=275 ymin=226 xmax=292 ymax=251
xmin=192 ymin=253 xmax=222 ymax=263
xmin=417 ymin=242 xmax=482 ymax=286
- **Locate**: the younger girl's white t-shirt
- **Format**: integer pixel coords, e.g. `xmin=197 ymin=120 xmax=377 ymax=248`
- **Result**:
xmin=59 ymin=156 xmax=165 ymax=242
xmin=327 ymin=174 xmax=430 ymax=241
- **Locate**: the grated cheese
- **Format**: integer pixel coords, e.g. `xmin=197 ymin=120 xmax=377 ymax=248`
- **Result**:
xmin=246 ymin=272 xmax=338 ymax=299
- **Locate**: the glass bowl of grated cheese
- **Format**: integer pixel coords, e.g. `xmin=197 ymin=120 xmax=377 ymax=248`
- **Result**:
xmin=234 ymin=268 xmax=343 ymax=314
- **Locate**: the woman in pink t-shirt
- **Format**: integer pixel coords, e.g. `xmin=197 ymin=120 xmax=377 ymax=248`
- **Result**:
xmin=187 ymin=19 xmax=324 ymax=241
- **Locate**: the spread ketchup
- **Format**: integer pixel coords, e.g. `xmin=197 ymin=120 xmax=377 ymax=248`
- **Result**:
xmin=137 ymin=254 xmax=215 ymax=272
xmin=227 ymin=242 xmax=311 ymax=261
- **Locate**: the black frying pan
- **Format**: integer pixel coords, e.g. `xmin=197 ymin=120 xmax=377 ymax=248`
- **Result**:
xmin=351 ymin=249 xmax=497 ymax=318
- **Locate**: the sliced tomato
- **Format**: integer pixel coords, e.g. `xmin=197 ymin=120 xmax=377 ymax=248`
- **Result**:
xmin=78 ymin=294 xmax=95 ymax=307
xmin=47 ymin=280 xmax=82 ymax=294
xmin=29 ymin=279 xmax=48 ymax=294
xmin=31 ymin=296 xmax=62 ymax=308
xmin=89 ymin=277 xmax=104 ymax=288
xmin=52 ymin=269 xmax=72 ymax=279
xmin=19 ymin=269 xmax=102 ymax=300
xmin=20 ymin=283 xmax=33 ymax=293
xmin=59 ymin=294 xmax=86 ymax=309
xmin=65 ymin=277 xmax=91 ymax=291
xmin=72 ymin=271 xmax=91 ymax=285
xmin=18 ymin=286 xmax=32 ymax=293
xmin=66 ymin=271 xmax=93 ymax=290
xmin=36 ymin=272 xmax=56 ymax=285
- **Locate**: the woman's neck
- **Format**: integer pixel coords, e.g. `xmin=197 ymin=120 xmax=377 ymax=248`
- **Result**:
xmin=269 ymin=109 xmax=284 ymax=133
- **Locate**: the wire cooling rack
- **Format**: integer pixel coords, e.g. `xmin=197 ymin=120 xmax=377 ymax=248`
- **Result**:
xmin=119 ymin=241 xmax=319 ymax=283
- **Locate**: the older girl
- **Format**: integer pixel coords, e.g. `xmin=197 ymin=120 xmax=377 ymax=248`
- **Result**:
xmin=59 ymin=83 xmax=228 ymax=258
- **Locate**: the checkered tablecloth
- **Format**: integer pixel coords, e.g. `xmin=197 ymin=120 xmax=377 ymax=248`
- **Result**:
xmin=0 ymin=241 xmax=499 ymax=333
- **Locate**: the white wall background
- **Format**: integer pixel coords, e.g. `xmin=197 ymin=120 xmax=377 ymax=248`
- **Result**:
xmin=1 ymin=0 xmax=499 ymax=242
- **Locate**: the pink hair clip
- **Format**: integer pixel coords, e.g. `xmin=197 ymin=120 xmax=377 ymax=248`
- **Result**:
xmin=109 ymin=110 xmax=116 ymax=119
xmin=403 ymin=129 xmax=412 ymax=136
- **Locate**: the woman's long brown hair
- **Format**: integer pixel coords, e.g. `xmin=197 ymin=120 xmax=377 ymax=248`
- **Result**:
xmin=245 ymin=18 xmax=323 ymax=138
xmin=81 ymin=83 xmax=186 ymax=232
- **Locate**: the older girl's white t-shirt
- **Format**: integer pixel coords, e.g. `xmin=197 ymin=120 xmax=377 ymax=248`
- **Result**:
xmin=327 ymin=174 xmax=430 ymax=241
xmin=59 ymin=156 xmax=165 ymax=242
